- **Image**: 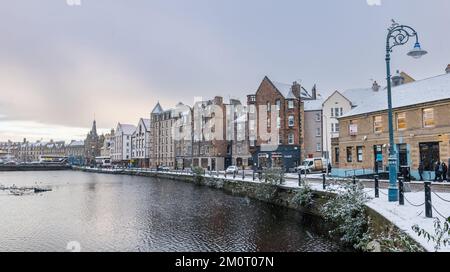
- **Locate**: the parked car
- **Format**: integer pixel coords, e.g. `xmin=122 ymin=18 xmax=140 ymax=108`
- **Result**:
xmin=297 ymin=158 xmax=327 ymax=174
xmin=226 ymin=166 xmax=239 ymax=174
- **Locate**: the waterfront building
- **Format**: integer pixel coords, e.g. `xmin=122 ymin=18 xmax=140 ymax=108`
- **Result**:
xmin=84 ymin=120 xmax=104 ymax=165
xmin=332 ymin=67 xmax=450 ymax=180
xmin=111 ymin=123 xmax=136 ymax=166
xmin=231 ymin=103 xmax=252 ymax=169
xmin=303 ymin=98 xmax=324 ymax=160
xmin=247 ymin=77 xmax=306 ymax=171
xmin=174 ymin=102 xmax=194 ymax=169
xmin=131 ymin=118 xmax=151 ymax=168
xmin=66 ymin=140 xmax=85 ymax=165
xmin=100 ymin=129 xmax=114 ymax=158
xmin=191 ymin=96 xmax=236 ymax=171
xmin=149 ymin=102 xmax=176 ymax=168
xmin=16 ymin=139 xmax=66 ymax=162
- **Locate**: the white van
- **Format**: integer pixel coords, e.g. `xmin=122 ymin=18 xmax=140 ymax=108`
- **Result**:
xmin=297 ymin=158 xmax=327 ymax=174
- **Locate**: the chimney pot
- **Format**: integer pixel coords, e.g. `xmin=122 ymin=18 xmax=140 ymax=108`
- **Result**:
xmin=446 ymin=64 xmax=450 ymax=74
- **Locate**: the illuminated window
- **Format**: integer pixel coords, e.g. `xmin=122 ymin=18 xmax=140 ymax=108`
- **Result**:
xmin=397 ymin=112 xmax=407 ymax=131
xmin=288 ymin=100 xmax=294 ymax=109
xmin=423 ymin=108 xmax=435 ymax=128
xmin=288 ymin=116 xmax=294 ymax=127
xmin=373 ymin=115 xmax=383 ymax=133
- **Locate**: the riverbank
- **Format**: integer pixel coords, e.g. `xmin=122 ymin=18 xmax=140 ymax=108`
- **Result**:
xmin=0 ymin=164 xmax=71 ymax=171
xmin=73 ymin=167 xmax=449 ymax=252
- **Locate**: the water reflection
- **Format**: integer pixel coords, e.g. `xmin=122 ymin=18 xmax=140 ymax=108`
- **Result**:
xmin=0 ymin=171 xmax=346 ymax=252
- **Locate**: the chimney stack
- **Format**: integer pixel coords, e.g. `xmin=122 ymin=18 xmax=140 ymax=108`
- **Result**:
xmin=391 ymin=70 xmax=405 ymax=87
xmin=446 ymin=64 xmax=450 ymax=74
xmin=291 ymin=81 xmax=301 ymax=98
xmin=372 ymin=81 xmax=380 ymax=92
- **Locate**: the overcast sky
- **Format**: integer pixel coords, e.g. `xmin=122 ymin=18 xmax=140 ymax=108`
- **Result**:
xmin=1 ymin=0 xmax=450 ymax=142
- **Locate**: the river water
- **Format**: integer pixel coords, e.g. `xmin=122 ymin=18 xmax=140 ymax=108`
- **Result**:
xmin=0 ymin=171 xmax=346 ymax=252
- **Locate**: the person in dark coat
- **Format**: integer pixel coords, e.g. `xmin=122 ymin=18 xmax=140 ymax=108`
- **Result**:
xmin=442 ymin=162 xmax=448 ymax=182
xmin=418 ymin=162 xmax=424 ymax=181
xmin=327 ymin=162 xmax=332 ymax=176
xmin=434 ymin=162 xmax=442 ymax=182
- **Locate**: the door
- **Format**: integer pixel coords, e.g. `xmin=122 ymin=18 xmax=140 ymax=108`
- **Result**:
xmin=398 ymin=144 xmax=408 ymax=171
xmin=374 ymin=145 xmax=383 ymax=172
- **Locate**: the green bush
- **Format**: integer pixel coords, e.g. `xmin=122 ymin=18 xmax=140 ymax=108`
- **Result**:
xmin=191 ymin=166 xmax=204 ymax=183
xmin=262 ymin=167 xmax=285 ymax=185
xmin=291 ymin=183 xmax=314 ymax=207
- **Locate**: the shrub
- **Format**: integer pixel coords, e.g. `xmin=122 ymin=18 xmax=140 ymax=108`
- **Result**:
xmin=413 ymin=217 xmax=450 ymax=252
xmin=291 ymin=183 xmax=314 ymax=208
xmin=262 ymin=167 xmax=285 ymax=185
xmin=321 ymin=183 xmax=369 ymax=247
xmin=191 ymin=166 xmax=204 ymax=183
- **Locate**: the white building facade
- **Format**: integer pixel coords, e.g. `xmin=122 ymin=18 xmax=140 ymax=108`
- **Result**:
xmin=111 ymin=123 xmax=136 ymax=166
xmin=131 ymin=118 xmax=151 ymax=168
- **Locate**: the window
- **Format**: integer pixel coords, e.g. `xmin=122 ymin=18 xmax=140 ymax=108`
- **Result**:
xmin=267 ymin=117 xmax=271 ymax=128
xmin=277 ymin=117 xmax=281 ymax=128
xmin=279 ymin=133 xmax=283 ymax=145
xmin=315 ymin=113 xmax=321 ymax=122
xmin=357 ymin=146 xmax=363 ymax=162
xmin=267 ymin=102 xmax=271 ymax=112
xmin=330 ymin=108 xmax=334 ymax=117
xmin=346 ymin=147 xmax=353 ymax=162
xmin=331 ymin=123 xmax=335 ymax=132
xmin=316 ymin=127 xmax=321 ymax=137
xmin=340 ymin=108 xmax=343 ymax=116
xmin=334 ymin=108 xmax=340 ymax=117
xmin=419 ymin=142 xmax=440 ymax=171
xmin=316 ymin=143 xmax=322 ymax=152
xmin=276 ymin=100 xmax=281 ymax=111
xmin=423 ymin=108 xmax=435 ymax=128
xmin=288 ymin=100 xmax=294 ymax=109
xmin=288 ymin=116 xmax=294 ymax=127
xmin=334 ymin=147 xmax=340 ymax=163
xmin=374 ymin=116 xmax=383 ymax=133
xmin=397 ymin=112 xmax=407 ymax=131
xmin=288 ymin=133 xmax=294 ymax=145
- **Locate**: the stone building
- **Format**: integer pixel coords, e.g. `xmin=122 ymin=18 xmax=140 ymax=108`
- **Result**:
xmin=66 ymin=140 xmax=85 ymax=165
xmin=111 ymin=123 xmax=136 ymax=166
xmin=247 ymin=76 xmax=305 ymax=171
xmin=84 ymin=120 xmax=104 ymax=165
xmin=191 ymin=96 xmax=233 ymax=171
xmin=332 ymin=69 xmax=450 ymax=180
xmin=173 ymin=102 xmax=194 ymax=170
xmin=303 ymin=99 xmax=324 ymax=159
xmin=231 ymin=103 xmax=252 ymax=169
xmin=149 ymin=102 xmax=176 ymax=168
xmin=100 ymin=129 xmax=114 ymax=158
xmin=16 ymin=140 xmax=66 ymax=162
xmin=131 ymin=118 xmax=151 ymax=168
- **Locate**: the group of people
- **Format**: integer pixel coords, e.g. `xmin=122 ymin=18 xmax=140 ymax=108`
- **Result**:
xmin=418 ymin=161 xmax=448 ymax=182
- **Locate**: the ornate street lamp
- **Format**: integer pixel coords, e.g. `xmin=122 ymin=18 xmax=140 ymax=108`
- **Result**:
xmin=385 ymin=21 xmax=427 ymax=201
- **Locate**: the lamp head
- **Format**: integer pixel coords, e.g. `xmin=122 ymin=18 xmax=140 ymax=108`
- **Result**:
xmin=407 ymin=42 xmax=428 ymax=59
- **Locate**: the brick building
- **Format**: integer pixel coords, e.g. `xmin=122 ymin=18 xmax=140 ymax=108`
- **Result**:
xmin=247 ymin=76 xmax=305 ymax=171
xmin=149 ymin=102 xmax=176 ymax=168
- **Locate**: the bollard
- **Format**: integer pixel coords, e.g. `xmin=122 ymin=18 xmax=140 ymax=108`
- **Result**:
xmin=280 ymin=172 xmax=283 ymax=184
xmin=225 ymin=171 xmax=227 ymax=178
xmin=298 ymin=172 xmax=302 ymax=187
xmin=424 ymin=182 xmax=432 ymax=218
xmin=352 ymin=176 xmax=356 ymax=185
xmin=242 ymin=170 xmax=245 ymax=180
xmin=233 ymin=171 xmax=236 ymax=179
xmin=398 ymin=177 xmax=404 ymax=205
xmin=374 ymin=175 xmax=379 ymax=198
xmin=322 ymin=173 xmax=326 ymax=190
xmin=252 ymin=171 xmax=255 ymax=181
xmin=259 ymin=171 xmax=262 ymax=181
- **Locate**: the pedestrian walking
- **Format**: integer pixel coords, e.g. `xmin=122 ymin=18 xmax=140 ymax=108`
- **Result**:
xmin=418 ymin=161 xmax=424 ymax=181
xmin=434 ymin=161 xmax=442 ymax=182
xmin=442 ymin=162 xmax=448 ymax=182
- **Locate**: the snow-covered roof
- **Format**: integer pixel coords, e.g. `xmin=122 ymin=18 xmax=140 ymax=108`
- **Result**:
xmin=117 ymin=123 xmax=136 ymax=135
xmin=342 ymin=87 xmax=375 ymax=107
xmin=303 ymin=99 xmax=323 ymax=111
xmin=272 ymin=80 xmax=313 ymax=99
xmin=342 ymin=73 xmax=450 ymax=118
xmin=142 ymin=118 xmax=151 ymax=130
xmin=151 ymin=102 xmax=163 ymax=114
xmin=68 ymin=140 xmax=84 ymax=147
